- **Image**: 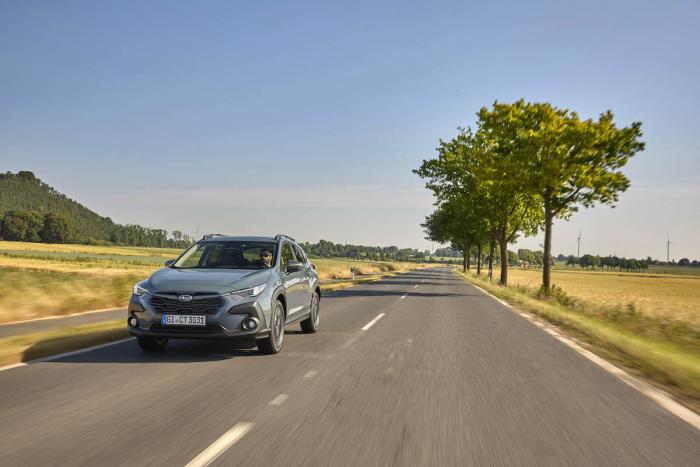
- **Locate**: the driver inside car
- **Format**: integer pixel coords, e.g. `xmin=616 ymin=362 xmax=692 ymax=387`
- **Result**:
xmin=254 ymin=249 xmax=273 ymax=268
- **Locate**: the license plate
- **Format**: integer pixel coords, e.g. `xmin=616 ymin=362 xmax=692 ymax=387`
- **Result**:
xmin=161 ymin=314 xmax=206 ymax=326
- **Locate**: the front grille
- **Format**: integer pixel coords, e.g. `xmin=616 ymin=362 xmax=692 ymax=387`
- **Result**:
xmin=149 ymin=295 xmax=223 ymax=315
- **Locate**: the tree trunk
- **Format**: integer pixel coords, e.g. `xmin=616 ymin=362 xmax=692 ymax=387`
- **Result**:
xmin=488 ymin=234 xmax=495 ymax=282
xmin=476 ymin=243 xmax=482 ymax=275
xmin=466 ymin=242 xmax=471 ymax=271
xmin=498 ymin=230 xmax=508 ymax=286
xmin=542 ymin=199 xmax=553 ymax=294
xmin=462 ymin=248 xmax=467 ymax=272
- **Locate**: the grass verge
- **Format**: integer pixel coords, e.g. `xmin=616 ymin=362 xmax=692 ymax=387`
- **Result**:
xmin=454 ymin=269 xmax=700 ymax=413
xmin=0 ymin=320 xmax=127 ymax=367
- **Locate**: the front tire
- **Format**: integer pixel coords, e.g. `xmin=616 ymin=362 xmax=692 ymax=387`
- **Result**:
xmin=137 ymin=336 xmax=169 ymax=351
xmin=258 ymin=300 xmax=285 ymax=354
xmin=300 ymin=292 xmax=320 ymax=333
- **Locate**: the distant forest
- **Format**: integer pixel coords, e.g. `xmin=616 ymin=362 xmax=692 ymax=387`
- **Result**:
xmin=0 ymin=171 xmax=193 ymax=248
xmin=299 ymin=239 xmax=431 ymax=262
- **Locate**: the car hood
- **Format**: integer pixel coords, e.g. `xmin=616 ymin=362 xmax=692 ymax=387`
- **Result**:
xmin=146 ymin=268 xmax=272 ymax=294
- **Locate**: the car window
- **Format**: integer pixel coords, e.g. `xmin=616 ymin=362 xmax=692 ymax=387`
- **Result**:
xmin=280 ymin=243 xmax=296 ymax=271
xmin=292 ymin=243 xmax=307 ymax=265
xmin=174 ymin=241 xmax=277 ymax=269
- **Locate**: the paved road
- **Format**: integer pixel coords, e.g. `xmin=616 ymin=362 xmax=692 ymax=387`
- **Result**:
xmin=0 ymin=268 xmax=697 ymax=466
xmin=0 ymin=308 xmax=126 ymax=338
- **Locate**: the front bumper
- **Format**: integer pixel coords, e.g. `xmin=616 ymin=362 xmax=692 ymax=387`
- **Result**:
xmin=126 ymin=290 xmax=272 ymax=340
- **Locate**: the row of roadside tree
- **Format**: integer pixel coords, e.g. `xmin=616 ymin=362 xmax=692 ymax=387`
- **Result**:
xmin=415 ymin=100 xmax=645 ymax=292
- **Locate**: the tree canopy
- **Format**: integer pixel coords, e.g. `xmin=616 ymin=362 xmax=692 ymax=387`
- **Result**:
xmin=415 ymin=100 xmax=644 ymax=290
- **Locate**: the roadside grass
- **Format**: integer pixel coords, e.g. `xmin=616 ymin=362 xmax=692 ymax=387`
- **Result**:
xmin=0 ymin=320 xmax=127 ymax=367
xmin=497 ymin=267 xmax=700 ymax=327
xmin=311 ymin=258 xmax=423 ymax=281
xmin=0 ymin=268 xmax=144 ymax=324
xmin=455 ymin=269 xmax=700 ymax=411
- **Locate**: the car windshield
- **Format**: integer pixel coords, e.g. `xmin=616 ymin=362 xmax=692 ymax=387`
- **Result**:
xmin=173 ymin=241 xmax=277 ymax=270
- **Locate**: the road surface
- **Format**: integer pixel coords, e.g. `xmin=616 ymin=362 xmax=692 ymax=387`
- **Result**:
xmin=0 ymin=268 xmax=697 ymax=466
xmin=0 ymin=308 xmax=125 ymax=338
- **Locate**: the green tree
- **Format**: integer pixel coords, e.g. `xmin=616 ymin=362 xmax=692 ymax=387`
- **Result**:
xmin=1 ymin=209 xmax=42 ymax=241
xmin=501 ymin=100 xmax=644 ymax=292
xmin=40 ymin=213 xmax=74 ymax=243
xmin=472 ymin=104 xmax=542 ymax=285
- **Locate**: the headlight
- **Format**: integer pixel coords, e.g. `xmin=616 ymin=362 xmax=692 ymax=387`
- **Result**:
xmin=133 ymin=283 xmax=149 ymax=296
xmin=227 ymin=283 xmax=267 ymax=298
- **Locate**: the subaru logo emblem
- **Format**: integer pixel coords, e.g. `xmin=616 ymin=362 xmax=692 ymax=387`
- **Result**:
xmin=177 ymin=295 xmax=193 ymax=303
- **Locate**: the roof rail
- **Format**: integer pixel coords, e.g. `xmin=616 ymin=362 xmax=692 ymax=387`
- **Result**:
xmin=274 ymin=233 xmax=295 ymax=242
xmin=201 ymin=233 xmax=227 ymax=240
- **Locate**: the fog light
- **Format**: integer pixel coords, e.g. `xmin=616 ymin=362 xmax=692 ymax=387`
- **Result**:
xmin=242 ymin=317 xmax=259 ymax=331
xmin=128 ymin=316 xmax=138 ymax=327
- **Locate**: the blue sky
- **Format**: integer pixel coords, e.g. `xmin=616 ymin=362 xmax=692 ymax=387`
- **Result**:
xmin=1 ymin=1 xmax=698 ymax=258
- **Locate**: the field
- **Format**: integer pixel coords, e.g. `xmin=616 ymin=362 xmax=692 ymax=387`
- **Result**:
xmin=494 ymin=268 xmax=700 ymax=327
xmin=0 ymin=241 xmax=424 ymax=324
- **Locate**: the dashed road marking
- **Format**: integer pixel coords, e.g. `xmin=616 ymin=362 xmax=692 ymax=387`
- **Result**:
xmin=413 ymin=285 xmax=418 ymax=289
xmin=269 ymin=394 xmax=289 ymax=406
xmin=361 ymin=313 xmax=385 ymax=331
xmin=304 ymin=370 xmax=318 ymax=378
xmin=400 ymin=294 xmax=407 ymax=300
xmin=186 ymin=422 xmax=253 ymax=467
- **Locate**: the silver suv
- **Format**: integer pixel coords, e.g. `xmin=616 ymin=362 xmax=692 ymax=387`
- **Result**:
xmin=127 ymin=234 xmax=320 ymax=354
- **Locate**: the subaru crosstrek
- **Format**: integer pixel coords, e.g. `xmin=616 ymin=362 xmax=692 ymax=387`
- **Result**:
xmin=127 ymin=234 xmax=320 ymax=354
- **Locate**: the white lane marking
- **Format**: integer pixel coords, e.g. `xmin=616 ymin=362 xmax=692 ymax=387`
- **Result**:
xmin=0 ymin=338 xmax=134 ymax=373
xmin=361 ymin=313 xmax=385 ymax=331
xmin=304 ymin=370 xmax=318 ymax=378
xmin=186 ymin=422 xmax=253 ymax=467
xmin=400 ymin=294 xmax=407 ymax=300
xmin=413 ymin=285 xmax=418 ymax=289
xmin=461 ymin=273 xmax=700 ymax=432
xmin=269 ymin=394 xmax=289 ymax=406
xmin=0 ymin=362 xmax=27 ymax=372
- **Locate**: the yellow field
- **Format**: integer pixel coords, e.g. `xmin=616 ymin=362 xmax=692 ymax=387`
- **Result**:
xmin=495 ymin=268 xmax=700 ymax=327
xmin=0 ymin=241 xmax=426 ymax=323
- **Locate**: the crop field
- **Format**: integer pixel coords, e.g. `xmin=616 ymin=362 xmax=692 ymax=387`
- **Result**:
xmin=0 ymin=241 xmax=424 ymax=324
xmin=492 ymin=267 xmax=700 ymax=327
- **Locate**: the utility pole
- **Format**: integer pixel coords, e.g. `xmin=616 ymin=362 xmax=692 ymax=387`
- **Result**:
xmin=666 ymin=234 xmax=671 ymax=264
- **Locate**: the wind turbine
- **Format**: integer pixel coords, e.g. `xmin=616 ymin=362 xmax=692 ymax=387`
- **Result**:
xmin=666 ymin=234 xmax=671 ymax=264
xmin=577 ymin=230 xmax=583 ymax=258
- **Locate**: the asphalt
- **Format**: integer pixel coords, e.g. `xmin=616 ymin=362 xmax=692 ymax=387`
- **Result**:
xmin=0 ymin=268 xmax=697 ymax=466
xmin=0 ymin=309 xmax=126 ymax=338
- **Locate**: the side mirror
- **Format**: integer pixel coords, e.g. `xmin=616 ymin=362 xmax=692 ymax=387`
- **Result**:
xmin=286 ymin=260 xmax=304 ymax=273
xmin=310 ymin=262 xmax=316 ymax=270
xmin=164 ymin=259 xmax=175 ymax=267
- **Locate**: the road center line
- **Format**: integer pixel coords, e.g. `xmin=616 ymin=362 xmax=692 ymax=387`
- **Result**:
xmin=413 ymin=285 xmax=418 ymax=289
xmin=361 ymin=313 xmax=385 ymax=331
xmin=303 ymin=370 xmax=317 ymax=378
xmin=186 ymin=422 xmax=253 ymax=467
xmin=400 ymin=294 xmax=407 ymax=299
xmin=269 ymin=394 xmax=289 ymax=406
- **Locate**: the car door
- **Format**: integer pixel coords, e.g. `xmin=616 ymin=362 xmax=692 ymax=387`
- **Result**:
xmin=291 ymin=242 xmax=312 ymax=310
xmin=280 ymin=242 xmax=306 ymax=318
